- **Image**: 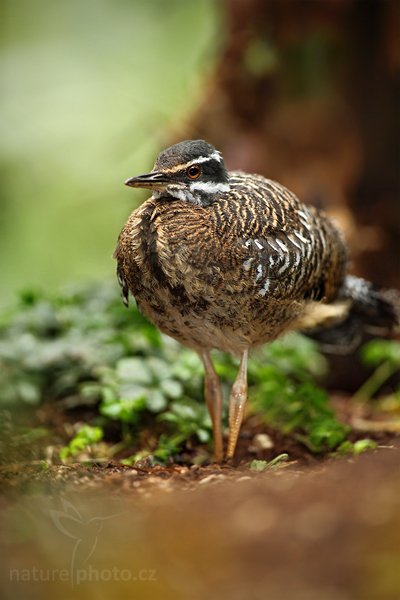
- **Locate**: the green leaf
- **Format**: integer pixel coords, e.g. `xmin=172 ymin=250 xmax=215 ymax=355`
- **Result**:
xmin=362 ymin=340 xmax=400 ymax=367
xmin=336 ymin=438 xmax=377 ymax=456
xmin=160 ymin=378 xmax=183 ymax=399
xmin=146 ymin=389 xmax=167 ymax=412
xmin=15 ymin=380 xmax=41 ymax=405
xmin=353 ymin=439 xmax=377 ymax=454
xmin=249 ymin=454 xmax=289 ymax=472
xmin=116 ymin=358 xmax=152 ymax=384
xmin=60 ymin=424 xmax=103 ymax=460
xmin=249 ymin=459 xmax=269 ymax=472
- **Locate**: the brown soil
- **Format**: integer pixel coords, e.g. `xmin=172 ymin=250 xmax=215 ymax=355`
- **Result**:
xmin=1 ymin=417 xmax=400 ymax=600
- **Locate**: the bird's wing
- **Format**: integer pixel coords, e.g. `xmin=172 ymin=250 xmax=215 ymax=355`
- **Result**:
xmin=115 ymin=258 xmax=130 ymax=307
xmin=221 ymin=173 xmax=347 ymax=302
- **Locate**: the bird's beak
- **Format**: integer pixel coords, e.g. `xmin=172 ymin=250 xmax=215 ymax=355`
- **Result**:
xmin=124 ymin=171 xmax=168 ymax=190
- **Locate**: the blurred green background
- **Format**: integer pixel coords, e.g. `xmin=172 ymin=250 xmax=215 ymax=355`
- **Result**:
xmin=0 ymin=0 xmax=219 ymax=305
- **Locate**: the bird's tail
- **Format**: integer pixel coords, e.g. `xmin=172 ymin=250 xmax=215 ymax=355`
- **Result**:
xmin=302 ymin=275 xmax=400 ymax=353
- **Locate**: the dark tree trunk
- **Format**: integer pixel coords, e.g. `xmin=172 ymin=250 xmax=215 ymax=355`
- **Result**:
xmin=187 ymin=0 xmax=400 ymax=286
xmin=180 ymin=0 xmax=400 ymax=390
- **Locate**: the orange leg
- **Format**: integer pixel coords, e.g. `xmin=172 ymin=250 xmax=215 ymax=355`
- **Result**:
xmin=201 ymin=351 xmax=224 ymax=462
xmin=227 ymin=350 xmax=248 ymax=460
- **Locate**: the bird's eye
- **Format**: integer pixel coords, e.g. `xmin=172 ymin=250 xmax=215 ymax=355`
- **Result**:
xmin=186 ymin=165 xmax=201 ymax=179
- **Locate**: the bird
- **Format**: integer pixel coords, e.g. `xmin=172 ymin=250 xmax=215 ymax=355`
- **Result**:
xmin=114 ymin=139 xmax=399 ymax=461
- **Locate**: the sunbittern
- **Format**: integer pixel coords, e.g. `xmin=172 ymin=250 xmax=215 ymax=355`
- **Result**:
xmin=115 ymin=140 xmax=399 ymax=461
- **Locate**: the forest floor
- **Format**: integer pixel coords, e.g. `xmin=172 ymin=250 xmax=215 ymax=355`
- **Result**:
xmin=1 ymin=411 xmax=400 ymax=600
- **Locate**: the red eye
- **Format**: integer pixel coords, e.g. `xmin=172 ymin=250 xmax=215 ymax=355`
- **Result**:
xmin=186 ymin=165 xmax=201 ymax=179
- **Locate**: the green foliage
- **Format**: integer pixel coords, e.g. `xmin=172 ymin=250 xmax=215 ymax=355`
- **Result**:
xmin=211 ymin=333 xmax=340 ymax=454
xmin=251 ymin=332 xmax=327 ymax=381
xmin=250 ymin=338 xmax=349 ymax=452
xmin=249 ymin=459 xmax=269 ymax=472
xmin=354 ymin=339 xmax=400 ymax=402
xmin=249 ymin=454 xmax=289 ymax=472
xmin=59 ymin=425 xmax=103 ymax=461
xmin=157 ymin=398 xmax=211 ymax=447
xmin=0 ymin=282 xmax=351 ymax=460
xmin=335 ymin=438 xmax=377 ymax=456
xmin=0 ymin=282 xmax=155 ymax=408
xmin=362 ymin=339 xmax=400 ymax=368
xmin=97 ymin=354 xmax=202 ymax=424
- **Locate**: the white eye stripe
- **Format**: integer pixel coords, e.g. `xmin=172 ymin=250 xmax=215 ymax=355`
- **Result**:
xmin=185 ymin=151 xmax=222 ymax=167
xmin=159 ymin=152 xmax=223 ymax=174
xmin=190 ymin=150 xmax=222 ymax=167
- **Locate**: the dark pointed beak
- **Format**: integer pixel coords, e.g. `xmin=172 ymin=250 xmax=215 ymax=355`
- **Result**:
xmin=124 ymin=171 xmax=168 ymax=189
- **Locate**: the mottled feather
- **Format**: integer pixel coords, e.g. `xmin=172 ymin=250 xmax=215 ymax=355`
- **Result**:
xmin=115 ymin=171 xmax=347 ymax=355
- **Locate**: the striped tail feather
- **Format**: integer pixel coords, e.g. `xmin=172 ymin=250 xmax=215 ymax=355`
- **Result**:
xmin=302 ymin=275 xmax=400 ymax=353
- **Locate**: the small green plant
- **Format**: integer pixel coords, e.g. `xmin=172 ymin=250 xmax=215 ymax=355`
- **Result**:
xmin=354 ymin=339 xmax=400 ymax=402
xmin=0 ymin=283 xmax=152 ymax=409
xmin=60 ymin=424 xmax=104 ymax=461
xmin=0 ymin=282 xmax=355 ymax=461
xmin=250 ymin=336 xmax=349 ymax=452
xmin=155 ymin=398 xmax=212 ymax=459
xmin=335 ymin=438 xmax=377 ymax=456
xmin=249 ymin=454 xmax=289 ymax=472
xmin=97 ymin=356 xmax=195 ymax=422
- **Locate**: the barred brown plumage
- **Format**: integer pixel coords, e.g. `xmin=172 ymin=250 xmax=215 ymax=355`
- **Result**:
xmin=115 ymin=140 xmax=399 ymax=461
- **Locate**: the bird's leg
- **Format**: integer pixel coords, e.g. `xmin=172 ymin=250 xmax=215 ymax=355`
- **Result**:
xmin=227 ymin=349 xmax=248 ymax=460
xmin=201 ymin=351 xmax=223 ymax=462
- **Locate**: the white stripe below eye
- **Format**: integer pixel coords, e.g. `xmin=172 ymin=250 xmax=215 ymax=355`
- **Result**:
xmin=190 ymin=181 xmax=230 ymax=194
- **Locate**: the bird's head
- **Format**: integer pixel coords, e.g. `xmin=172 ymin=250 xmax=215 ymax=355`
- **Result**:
xmin=124 ymin=140 xmax=230 ymax=206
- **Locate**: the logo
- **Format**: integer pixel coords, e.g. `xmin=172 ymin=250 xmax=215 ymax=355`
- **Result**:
xmin=9 ymin=498 xmax=157 ymax=586
xmin=49 ymin=498 xmax=119 ymax=583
